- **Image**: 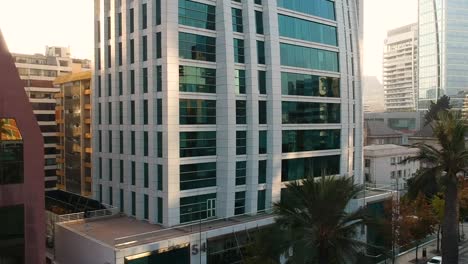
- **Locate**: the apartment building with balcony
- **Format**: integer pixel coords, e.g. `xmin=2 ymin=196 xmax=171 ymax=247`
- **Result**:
xmin=54 ymin=71 xmax=92 ymax=196
xmin=383 ymin=23 xmax=418 ymax=112
xmin=54 ymin=0 xmax=363 ymax=263
xmin=12 ymin=47 xmax=91 ymax=190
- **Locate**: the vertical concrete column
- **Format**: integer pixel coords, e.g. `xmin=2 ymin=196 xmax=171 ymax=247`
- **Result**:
xmin=162 ymin=0 xmax=181 ymax=227
xmin=243 ymin=0 xmax=259 ymax=215
xmin=216 ymin=0 xmax=236 ymax=219
xmin=264 ymin=0 xmax=282 ymax=207
xmin=335 ymin=0 xmax=352 ymax=179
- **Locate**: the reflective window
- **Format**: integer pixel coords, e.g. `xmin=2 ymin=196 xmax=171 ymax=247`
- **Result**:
xmin=234 ymin=39 xmax=245 ymax=63
xmin=180 ymin=131 xmax=216 ymax=157
xmin=282 ymin=130 xmax=340 ymax=153
xmin=180 ymin=193 xmax=216 ymax=223
xmin=180 ymin=162 xmax=216 ymax=190
xmin=179 ymin=0 xmax=216 ymax=30
xmin=255 ymin=11 xmax=264 ymax=34
xmin=277 ymin=0 xmax=336 ymax=20
xmin=258 ymin=160 xmax=266 ymax=183
xmin=281 ymin=72 xmax=340 ymax=97
xmin=257 ymin=190 xmax=266 ymax=211
xmin=259 ymin=101 xmax=267 ymax=124
xmin=157 ymin=132 xmax=163 ymax=157
xmin=232 ymin=8 xmax=243 ymax=33
xmin=257 ymin=41 xmax=265 ymax=64
xmin=236 ymin=100 xmax=246 ymax=124
xmin=179 ymin=65 xmax=216 ymax=93
xmin=179 ymin=32 xmax=216 ymax=62
xmin=258 ymin=70 xmax=266 ymax=94
xmin=235 ymin=69 xmax=246 ymax=94
xmin=282 ymin=102 xmax=340 ymax=124
xmin=236 ymin=131 xmax=246 ymax=155
xmin=156 ymin=32 xmax=162 ymax=58
xmin=259 ymin=130 xmax=267 ymax=154
xmin=282 ymin=155 xmax=340 ymax=181
xmin=280 ymin=43 xmax=339 ymax=72
xmin=234 ymin=191 xmax=246 ymax=215
xmin=180 ymin=99 xmax=216 ymax=124
xmin=0 ymin=205 xmax=24 ymax=263
xmin=279 ymin=15 xmax=337 ymax=46
xmin=143 ymin=67 xmax=148 ymax=93
xmin=236 ymin=161 xmax=246 ymax=185
xmin=0 ymin=119 xmax=24 ymax=185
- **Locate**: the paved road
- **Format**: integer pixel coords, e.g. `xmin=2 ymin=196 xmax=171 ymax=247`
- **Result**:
xmin=460 ymin=244 xmax=468 ymax=263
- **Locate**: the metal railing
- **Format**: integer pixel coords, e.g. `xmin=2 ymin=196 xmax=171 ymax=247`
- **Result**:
xmin=57 ymin=206 xmax=119 ymax=223
xmin=113 ymin=209 xmax=274 ymax=248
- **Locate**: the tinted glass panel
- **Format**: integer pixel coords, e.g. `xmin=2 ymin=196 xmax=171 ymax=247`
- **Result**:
xmin=180 ymin=162 xmax=216 ymax=190
xmin=280 ymin=43 xmax=339 ymax=72
xmin=282 ymin=102 xmax=340 ymax=124
xmin=281 ymin=72 xmax=340 ymax=97
xmin=180 ymin=99 xmax=216 ymax=124
xmin=282 ymin=130 xmax=340 ymax=153
xmin=277 ymin=0 xmax=336 ymax=20
xmin=279 ymin=14 xmax=337 ymax=46
xmin=180 ymin=131 xmax=216 ymax=157
xmin=282 ymin=155 xmax=340 ymax=181
xmin=179 ymin=65 xmax=216 ymax=93
xmin=179 ymin=0 xmax=216 ymax=30
xmin=179 ymin=32 xmax=216 ymax=62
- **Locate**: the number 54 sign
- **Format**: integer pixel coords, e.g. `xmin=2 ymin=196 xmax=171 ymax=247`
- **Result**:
xmin=191 ymin=243 xmax=207 ymax=255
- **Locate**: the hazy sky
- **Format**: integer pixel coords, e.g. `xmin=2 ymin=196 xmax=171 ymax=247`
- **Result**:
xmin=0 ymin=0 xmax=94 ymax=59
xmin=363 ymin=0 xmax=418 ymax=81
xmin=0 ymin=0 xmax=416 ymax=81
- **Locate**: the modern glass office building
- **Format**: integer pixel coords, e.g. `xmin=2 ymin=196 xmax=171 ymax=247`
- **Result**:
xmin=91 ymin=0 xmax=362 ymax=262
xmin=418 ymin=0 xmax=468 ymax=109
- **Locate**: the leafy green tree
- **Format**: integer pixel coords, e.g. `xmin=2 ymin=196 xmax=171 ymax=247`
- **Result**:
xmin=408 ymin=111 xmax=468 ymax=264
xmin=249 ymin=176 xmax=368 ymax=264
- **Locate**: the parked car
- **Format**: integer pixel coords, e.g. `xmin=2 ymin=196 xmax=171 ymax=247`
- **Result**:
xmin=427 ymin=256 xmax=442 ymax=264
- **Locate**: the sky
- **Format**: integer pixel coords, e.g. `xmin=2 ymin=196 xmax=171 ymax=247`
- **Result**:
xmin=363 ymin=0 xmax=418 ymax=81
xmin=0 ymin=0 xmax=94 ymax=59
xmin=0 ymin=0 xmax=416 ymax=81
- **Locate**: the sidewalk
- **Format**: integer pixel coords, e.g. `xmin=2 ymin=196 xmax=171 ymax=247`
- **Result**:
xmin=396 ymin=239 xmax=439 ymax=264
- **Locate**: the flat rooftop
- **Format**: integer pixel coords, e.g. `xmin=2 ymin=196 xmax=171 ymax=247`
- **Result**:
xmin=60 ymin=213 xmax=275 ymax=249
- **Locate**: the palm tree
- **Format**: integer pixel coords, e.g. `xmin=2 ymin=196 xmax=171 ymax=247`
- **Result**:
xmin=249 ymin=176 xmax=368 ymax=264
xmin=407 ymin=111 xmax=468 ymax=264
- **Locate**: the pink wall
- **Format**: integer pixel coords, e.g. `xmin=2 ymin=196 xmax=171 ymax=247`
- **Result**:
xmin=0 ymin=30 xmax=45 ymax=263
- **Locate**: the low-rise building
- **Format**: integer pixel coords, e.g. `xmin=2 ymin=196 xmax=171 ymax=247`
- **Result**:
xmin=364 ymin=120 xmax=405 ymax=146
xmin=364 ymin=144 xmax=420 ymax=190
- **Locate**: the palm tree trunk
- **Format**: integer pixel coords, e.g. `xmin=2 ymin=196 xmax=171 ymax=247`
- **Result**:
xmin=415 ymin=244 xmax=419 ymax=262
xmin=436 ymin=225 xmax=440 ymax=253
xmin=442 ymin=179 xmax=459 ymax=264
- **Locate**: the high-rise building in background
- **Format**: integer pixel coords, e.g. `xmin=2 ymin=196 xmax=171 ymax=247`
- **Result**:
xmin=418 ymin=0 xmax=468 ymax=109
xmin=362 ymin=76 xmax=385 ymax=112
xmin=12 ymin=47 xmax=90 ymax=190
xmin=0 ymin=30 xmax=45 ymax=264
xmin=383 ymin=23 xmax=418 ymax=112
xmin=67 ymin=0 xmax=365 ymax=262
xmin=54 ymin=71 xmax=92 ymax=196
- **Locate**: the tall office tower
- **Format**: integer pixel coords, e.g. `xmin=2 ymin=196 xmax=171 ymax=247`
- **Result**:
xmin=93 ymin=0 xmax=361 ymax=244
xmin=54 ymin=71 xmax=93 ymax=196
xmin=12 ymin=48 xmax=90 ymax=190
xmin=0 ymin=30 xmax=45 ymax=264
xmin=383 ymin=23 xmax=418 ymax=112
xmin=418 ymin=0 xmax=468 ymax=109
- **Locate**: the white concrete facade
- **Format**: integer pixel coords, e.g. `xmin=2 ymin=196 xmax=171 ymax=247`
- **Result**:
xmin=383 ymin=23 xmax=418 ymax=112
xmin=364 ymin=144 xmax=420 ymax=190
xmin=92 ymin=0 xmax=363 ymax=261
xmin=11 ymin=48 xmax=74 ymax=190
